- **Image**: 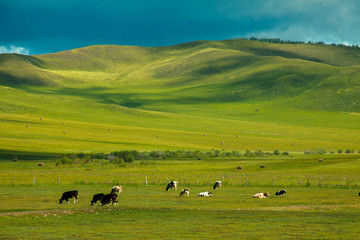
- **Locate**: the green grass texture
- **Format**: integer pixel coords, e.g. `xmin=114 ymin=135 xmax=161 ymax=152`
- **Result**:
xmin=1 ymin=39 xmax=360 ymax=152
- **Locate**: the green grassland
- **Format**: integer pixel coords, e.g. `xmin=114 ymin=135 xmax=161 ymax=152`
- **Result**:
xmin=1 ymin=155 xmax=360 ymax=239
xmin=1 ymin=39 xmax=360 ymax=239
xmin=1 ymin=39 xmax=360 ymax=153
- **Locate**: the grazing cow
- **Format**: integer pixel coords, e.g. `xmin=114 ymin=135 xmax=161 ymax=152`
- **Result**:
xmin=91 ymin=193 xmax=104 ymax=206
xmin=101 ymin=194 xmax=112 ymax=206
xmin=102 ymin=186 xmax=122 ymax=206
xmin=253 ymin=192 xmax=270 ymax=198
xmin=180 ymin=189 xmax=189 ymax=197
xmin=166 ymin=181 xmax=178 ymax=191
xmin=198 ymin=192 xmax=212 ymax=197
xmin=59 ymin=190 xmax=78 ymax=204
xmin=213 ymin=181 xmax=222 ymax=190
xmin=101 ymin=193 xmax=118 ymax=206
xmin=275 ymin=189 xmax=287 ymax=196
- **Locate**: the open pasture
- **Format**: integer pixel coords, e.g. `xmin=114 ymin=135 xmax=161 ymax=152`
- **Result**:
xmin=1 ymin=155 xmax=360 ymax=239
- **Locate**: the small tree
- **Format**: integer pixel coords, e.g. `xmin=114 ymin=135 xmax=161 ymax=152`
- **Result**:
xmin=273 ymin=149 xmax=280 ymax=155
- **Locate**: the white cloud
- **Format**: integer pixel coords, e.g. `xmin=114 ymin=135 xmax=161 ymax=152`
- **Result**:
xmin=0 ymin=45 xmax=30 ymax=55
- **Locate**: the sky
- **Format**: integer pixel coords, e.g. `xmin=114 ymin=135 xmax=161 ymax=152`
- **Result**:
xmin=1 ymin=0 xmax=360 ymax=55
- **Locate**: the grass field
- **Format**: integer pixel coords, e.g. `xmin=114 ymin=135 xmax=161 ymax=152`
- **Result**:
xmin=1 ymin=39 xmax=360 ymax=239
xmin=1 ymin=155 xmax=360 ymax=239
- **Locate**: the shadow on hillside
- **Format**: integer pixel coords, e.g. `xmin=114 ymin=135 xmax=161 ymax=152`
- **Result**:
xmin=246 ymin=48 xmax=324 ymax=64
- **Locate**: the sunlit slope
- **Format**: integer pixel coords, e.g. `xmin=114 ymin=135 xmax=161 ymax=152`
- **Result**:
xmin=1 ymin=39 xmax=360 ymax=152
xmin=1 ymin=86 xmax=360 ymax=153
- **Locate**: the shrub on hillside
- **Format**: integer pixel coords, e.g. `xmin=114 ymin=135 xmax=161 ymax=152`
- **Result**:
xmin=254 ymin=149 xmax=263 ymax=157
xmin=337 ymin=149 xmax=343 ymax=154
xmin=273 ymin=149 xmax=280 ymax=155
xmin=244 ymin=149 xmax=254 ymax=157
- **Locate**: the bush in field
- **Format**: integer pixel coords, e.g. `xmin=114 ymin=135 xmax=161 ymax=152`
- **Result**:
xmin=125 ymin=155 xmax=134 ymax=163
xmin=254 ymin=149 xmax=263 ymax=157
xmin=282 ymin=151 xmax=289 ymax=155
xmin=273 ymin=149 xmax=280 ymax=155
xmin=337 ymin=149 xmax=343 ymax=154
xmin=244 ymin=149 xmax=254 ymax=157
xmin=55 ymin=156 xmax=74 ymax=166
xmin=317 ymin=149 xmax=326 ymax=154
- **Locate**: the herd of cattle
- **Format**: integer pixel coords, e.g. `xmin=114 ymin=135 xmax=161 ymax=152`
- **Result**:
xmin=59 ymin=181 xmax=288 ymax=205
xmin=59 ymin=186 xmax=122 ymax=205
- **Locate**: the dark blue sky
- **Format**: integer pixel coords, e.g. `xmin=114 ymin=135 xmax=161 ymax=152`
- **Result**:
xmin=1 ymin=0 xmax=360 ymax=55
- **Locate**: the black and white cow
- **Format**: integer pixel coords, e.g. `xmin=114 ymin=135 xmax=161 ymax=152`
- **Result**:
xmin=180 ymin=189 xmax=189 ymax=197
xmin=197 ymin=192 xmax=212 ymax=197
xmin=275 ymin=189 xmax=287 ymax=196
xmin=111 ymin=186 xmax=122 ymax=195
xmin=166 ymin=181 xmax=178 ymax=191
xmin=213 ymin=181 xmax=222 ymax=190
xmin=59 ymin=190 xmax=78 ymax=204
xmin=91 ymin=193 xmax=104 ymax=206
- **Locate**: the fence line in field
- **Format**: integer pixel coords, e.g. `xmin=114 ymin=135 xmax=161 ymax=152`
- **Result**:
xmin=3 ymin=175 xmax=360 ymax=189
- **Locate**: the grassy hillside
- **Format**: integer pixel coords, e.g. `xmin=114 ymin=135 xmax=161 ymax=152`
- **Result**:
xmin=1 ymin=39 xmax=360 ymax=152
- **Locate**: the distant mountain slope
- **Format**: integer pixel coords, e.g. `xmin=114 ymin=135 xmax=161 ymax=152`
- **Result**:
xmin=1 ymin=39 xmax=360 ymax=112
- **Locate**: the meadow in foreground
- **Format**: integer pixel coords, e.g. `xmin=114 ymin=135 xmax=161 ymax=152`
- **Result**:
xmin=1 ymin=155 xmax=360 ymax=239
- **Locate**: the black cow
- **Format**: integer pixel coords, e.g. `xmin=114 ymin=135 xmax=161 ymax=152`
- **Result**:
xmin=91 ymin=193 xmax=104 ymax=206
xmin=101 ymin=193 xmax=118 ymax=206
xmin=275 ymin=189 xmax=287 ymax=196
xmin=59 ymin=190 xmax=78 ymax=204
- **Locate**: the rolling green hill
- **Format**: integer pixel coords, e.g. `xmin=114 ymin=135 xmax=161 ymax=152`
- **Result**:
xmin=1 ymin=39 xmax=360 ymax=153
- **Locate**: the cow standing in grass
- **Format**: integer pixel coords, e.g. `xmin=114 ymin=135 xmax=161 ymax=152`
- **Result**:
xmin=101 ymin=193 xmax=118 ymax=206
xmin=111 ymin=186 xmax=122 ymax=195
xmin=180 ymin=189 xmax=189 ymax=197
xmin=91 ymin=193 xmax=104 ymax=206
xmin=59 ymin=190 xmax=78 ymax=204
xmin=275 ymin=189 xmax=287 ymax=196
xmin=108 ymin=186 xmax=122 ymax=205
xmin=166 ymin=181 xmax=178 ymax=191
xmin=213 ymin=181 xmax=222 ymax=190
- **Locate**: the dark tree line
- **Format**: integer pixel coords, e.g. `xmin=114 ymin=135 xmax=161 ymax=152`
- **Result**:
xmin=237 ymin=37 xmax=359 ymax=48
